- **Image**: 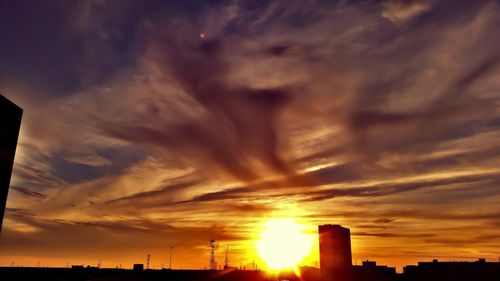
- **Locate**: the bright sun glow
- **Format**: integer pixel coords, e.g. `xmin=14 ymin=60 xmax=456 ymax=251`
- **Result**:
xmin=256 ymin=218 xmax=313 ymax=271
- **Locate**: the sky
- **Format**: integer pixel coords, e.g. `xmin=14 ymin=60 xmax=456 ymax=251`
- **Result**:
xmin=1 ymin=0 xmax=500 ymax=271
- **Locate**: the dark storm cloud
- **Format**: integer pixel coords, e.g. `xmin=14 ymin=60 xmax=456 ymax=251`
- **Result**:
xmin=353 ymin=232 xmax=435 ymax=238
xmin=47 ymin=145 xmax=148 ymax=184
xmin=0 ymin=0 xmax=138 ymax=98
xmin=0 ymin=0 xmax=234 ymax=98
xmin=344 ymin=31 xmax=500 ymax=161
xmin=106 ymin=180 xmax=199 ymax=204
xmin=172 ymin=169 xmax=499 ymax=206
xmin=305 ymin=209 xmax=500 ymax=224
xmin=228 ymin=203 xmax=274 ymax=214
xmin=5 ymin=208 xmax=37 ymax=218
xmin=349 ymin=111 xmax=417 ymax=130
xmin=100 ymin=31 xmax=295 ymax=181
xmin=148 ymin=164 xmax=359 ymax=206
xmin=0 ymin=216 xmax=246 ymax=260
xmin=13 ymin=164 xmax=67 ymax=187
xmin=10 ymin=186 xmax=48 ymax=199
xmin=181 ymin=187 xmax=253 ymax=204
xmin=2 ymin=0 xmax=500 ymax=268
xmin=6 ymin=0 xmax=500 ymax=186
xmin=4 ymin=205 xmax=248 ymax=244
xmin=302 ymin=172 xmax=500 ymax=202
xmin=424 ymin=235 xmax=500 ymax=247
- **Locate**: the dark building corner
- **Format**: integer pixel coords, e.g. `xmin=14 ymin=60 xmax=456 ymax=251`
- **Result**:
xmin=0 ymin=94 xmax=23 ymax=232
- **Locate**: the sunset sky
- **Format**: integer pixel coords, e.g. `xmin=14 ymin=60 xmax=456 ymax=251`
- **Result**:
xmin=1 ymin=0 xmax=500 ymax=271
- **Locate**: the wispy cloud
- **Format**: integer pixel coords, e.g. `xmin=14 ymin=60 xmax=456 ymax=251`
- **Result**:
xmin=0 ymin=0 xmax=499 ymax=269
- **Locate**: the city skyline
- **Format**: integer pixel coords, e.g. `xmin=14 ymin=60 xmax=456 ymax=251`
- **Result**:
xmin=1 ymin=0 xmax=500 ymax=271
xmin=0 ymin=222 xmax=497 ymax=275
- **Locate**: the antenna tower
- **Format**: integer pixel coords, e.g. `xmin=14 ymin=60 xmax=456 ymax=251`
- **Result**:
xmin=209 ymin=240 xmax=217 ymax=270
xmin=146 ymin=254 xmax=151 ymax=270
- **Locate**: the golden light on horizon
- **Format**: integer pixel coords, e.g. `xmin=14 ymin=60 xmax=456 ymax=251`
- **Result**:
xmin=256 ymin=218 xmax=313 ymax=271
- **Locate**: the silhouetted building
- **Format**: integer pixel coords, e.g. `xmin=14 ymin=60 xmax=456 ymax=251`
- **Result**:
xmin=133 ymin=264 xmax=144 ymax=271
xmin=300 ymin=261 xmax=397 ymax=281
xmin=353 ymin=260 xmax=397 ymax=281
xmin=299 ymin=266 xmax=322 ymax=281
xmin=403 ymin=258 xmax=500 ymax=281
xmin=319 ymin=224 xmax=353 ymax=281
xmin=71 ymin=265 xmax=84 ymax=269
xmin=0 ymin=260 xmax=498 ymax=281
xmin=0 ymin=95 xmax=22 ymax=232
xmin=0 ymin=267 xmax=271 ymax=281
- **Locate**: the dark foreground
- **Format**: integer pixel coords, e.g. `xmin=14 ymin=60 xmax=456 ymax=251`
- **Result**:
xmin=0 ymin=268 xmax=270 ymax=281
xmin=1 ymin=261 xmax=499 ymax=281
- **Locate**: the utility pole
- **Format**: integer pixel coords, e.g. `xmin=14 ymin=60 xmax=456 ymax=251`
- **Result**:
xmin=146 ymin=254 xmax=151 ymax=270
xmin=169 ymin=246 xmax=174 ymax=269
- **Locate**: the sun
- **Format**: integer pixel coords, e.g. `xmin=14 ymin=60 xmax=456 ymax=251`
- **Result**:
xmin=256 ymin=218 xmax=313 ymax=271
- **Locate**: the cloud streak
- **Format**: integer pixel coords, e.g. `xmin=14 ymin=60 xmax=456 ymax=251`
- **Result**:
xmin=0 ymin=0 xmax=499 ymax=270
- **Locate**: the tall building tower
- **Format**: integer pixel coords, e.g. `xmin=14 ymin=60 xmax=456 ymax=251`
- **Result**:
xmin=0 ymin=95 xmax=22 ymax=233
xmin=319 ymin=224 xmax=353 ymax=281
